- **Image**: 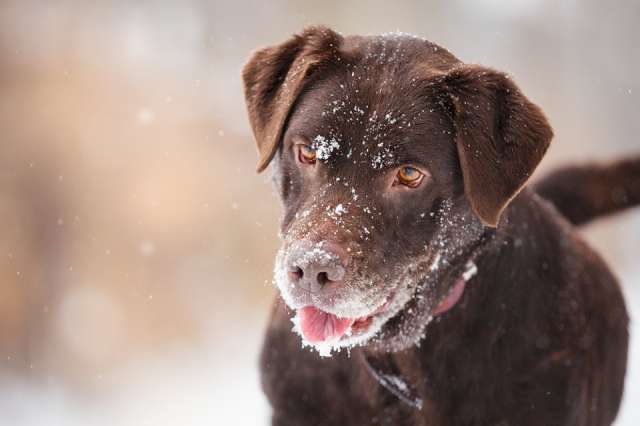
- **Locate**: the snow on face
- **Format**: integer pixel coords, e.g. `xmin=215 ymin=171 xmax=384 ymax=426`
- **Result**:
xmin=311 ymin=100 xmax=420 ymax=172
xmin=311 ymin=135 xmax=340 ymax=160
xmin=273 ymin=183 xmax=483 ymax=356
xmin=273 ymin=190 xmax=391 ymax=320
xmin=271 ymin=168 xmax=429 ymax=356
xmin=273 ymin=234 xmax=422 ymax=357
xmin=296 ymin=38 xmax=437 ymax=174
xmin=270 ymin=36 xmax=484 ymax=355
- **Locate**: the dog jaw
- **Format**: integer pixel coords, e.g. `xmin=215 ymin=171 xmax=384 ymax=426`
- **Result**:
xmin=272 ymin=198 xmax=486 ymax=356
xmin=273 ymin=239 xmax=437 ymax=356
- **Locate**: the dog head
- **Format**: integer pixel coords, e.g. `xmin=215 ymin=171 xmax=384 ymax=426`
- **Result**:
xmin=242 ymin=27 xmax=552 ymax=355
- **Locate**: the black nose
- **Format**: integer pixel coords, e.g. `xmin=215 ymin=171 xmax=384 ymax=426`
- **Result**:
xmin=286 ymin=243 xmax=346 ymax=293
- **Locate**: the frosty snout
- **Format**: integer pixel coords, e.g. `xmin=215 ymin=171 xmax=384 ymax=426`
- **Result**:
xmin=285 ymin=241 xmax=349 ymax=294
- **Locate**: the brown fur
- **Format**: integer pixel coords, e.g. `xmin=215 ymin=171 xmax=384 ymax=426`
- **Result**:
xmin=242 ymin=27 xmax=633 ymax=426
xmin=535 ymin=157 xmax=640 ymax=225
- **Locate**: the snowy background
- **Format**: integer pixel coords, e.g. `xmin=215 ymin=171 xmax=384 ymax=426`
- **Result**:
xmin=0 ymin=0 xmax=638 ymax=424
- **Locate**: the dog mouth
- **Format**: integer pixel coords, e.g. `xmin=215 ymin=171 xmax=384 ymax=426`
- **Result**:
xmin=294 ymin=271 xmax=471 ymax=350
xmin=297 ymin=299 xmax=391 ymax=343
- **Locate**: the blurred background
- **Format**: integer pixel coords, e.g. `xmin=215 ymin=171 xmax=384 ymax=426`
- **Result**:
xmin=0 ymin=0 xmax=638 ymax=424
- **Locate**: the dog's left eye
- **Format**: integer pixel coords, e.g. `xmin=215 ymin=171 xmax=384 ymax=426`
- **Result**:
xmin=396 ymin=166 xmax=425 ymax=188
xmin=298 ymin=144 xmax=317 ymax=164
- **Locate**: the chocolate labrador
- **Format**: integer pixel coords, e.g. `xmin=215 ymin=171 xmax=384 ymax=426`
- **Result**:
xmin=242 ymin=27 xmax=638 ymax=426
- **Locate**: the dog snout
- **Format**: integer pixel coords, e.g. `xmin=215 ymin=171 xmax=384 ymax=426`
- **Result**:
xmin=286 ymin=242 xmax=348 ymax=293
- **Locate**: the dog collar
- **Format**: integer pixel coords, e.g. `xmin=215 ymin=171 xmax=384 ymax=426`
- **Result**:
xmin=360 ymin=229 xmax=495 ymax=410
xmin=361 ymin=352 xmax=424 ymax=410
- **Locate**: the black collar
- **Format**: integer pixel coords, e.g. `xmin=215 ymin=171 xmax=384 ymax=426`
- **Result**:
xmin=360 ymin=352 xmax=424 ymax=410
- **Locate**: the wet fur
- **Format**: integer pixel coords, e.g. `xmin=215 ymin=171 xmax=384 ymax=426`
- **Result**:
xmin=262 ymin=192 xmax=628 ymax=425
xmin=243 ymin=27 xmax=631 ymax=426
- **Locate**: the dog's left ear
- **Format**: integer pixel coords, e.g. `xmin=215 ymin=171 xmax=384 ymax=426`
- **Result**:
xmin=242 ymin=26 xmax=343 ymax=172
xmin=442 ymin=65 xmax=553 ymax=227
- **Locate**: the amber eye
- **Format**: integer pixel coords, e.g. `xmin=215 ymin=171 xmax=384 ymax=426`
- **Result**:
xmin=396 ymin=166 xmax=424 ymax=188
xmin=298 ymin=144 xmax=317 ymax=164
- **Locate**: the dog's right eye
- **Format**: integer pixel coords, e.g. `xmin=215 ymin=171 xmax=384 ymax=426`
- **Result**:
xmin=298 ymin=144 xmax=317 ymax=165
xmin=395 ymin=166 xmax=425 ymax=188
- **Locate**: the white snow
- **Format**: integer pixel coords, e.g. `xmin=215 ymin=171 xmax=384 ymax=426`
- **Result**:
xmin=312 ymin=135 xmax=340 ymax=160
xmin=334 ymin=204 xmax=347 ymax=215
xmin=462 ymin=261 xmax=478 ymax=281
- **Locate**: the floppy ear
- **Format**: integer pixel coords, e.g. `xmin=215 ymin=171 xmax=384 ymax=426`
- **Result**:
xmin=444 ymin=65 xmax=553 ymax=227
xmin=242 ymin=26 xmax=343 ymax=172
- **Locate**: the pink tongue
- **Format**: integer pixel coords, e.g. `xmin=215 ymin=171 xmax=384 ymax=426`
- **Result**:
xmin=298 ymin=306 xmax=356 ymax=343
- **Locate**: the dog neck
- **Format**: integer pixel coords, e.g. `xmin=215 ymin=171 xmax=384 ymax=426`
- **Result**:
xmin=360 ymin=228 xmax=496 ymax=410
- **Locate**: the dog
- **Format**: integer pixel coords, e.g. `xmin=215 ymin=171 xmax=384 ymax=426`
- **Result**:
xmin=242 ymin=27 xmax=638 ymax=425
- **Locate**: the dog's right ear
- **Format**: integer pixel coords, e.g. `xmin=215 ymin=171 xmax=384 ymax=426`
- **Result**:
xmin=242 ymin=26 xmax=343 ymax=172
